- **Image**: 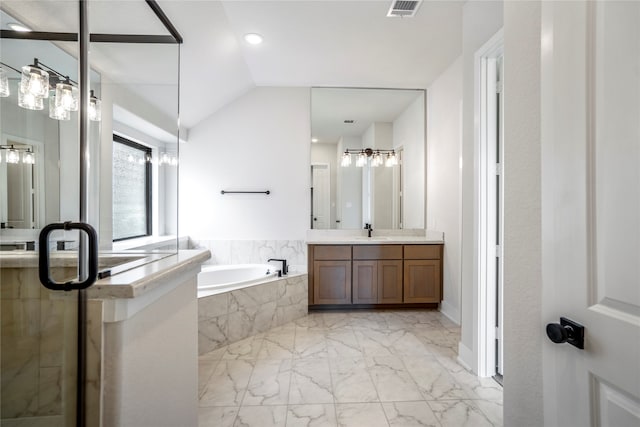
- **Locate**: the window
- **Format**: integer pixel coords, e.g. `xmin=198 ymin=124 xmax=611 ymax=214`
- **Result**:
xmin=112 ymin=135 xmax=151 ymax=241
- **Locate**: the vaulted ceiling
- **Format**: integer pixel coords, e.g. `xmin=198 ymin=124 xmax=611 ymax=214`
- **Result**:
xmin=1 ymin=1 xmax=464 ymax=129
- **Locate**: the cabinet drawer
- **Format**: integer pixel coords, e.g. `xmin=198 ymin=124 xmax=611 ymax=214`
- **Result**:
xmin=403 ymin=244 xmax=441 ymax=260
xmin=313 ymin=245 xmax=351 ymax=260
xmin=353 ymin=245 xmax=402 ymax=260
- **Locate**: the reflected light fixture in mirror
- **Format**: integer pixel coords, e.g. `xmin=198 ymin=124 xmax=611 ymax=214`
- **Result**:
xmin=341 ymin=148 xmax=398 ymax=168
xmin=0 ymin=145 xmax=34 ymax=164
xmin=0 ymin=68 xmax=9 ymax=97
xmin=0 ymin=58 xmax=102 ymax=120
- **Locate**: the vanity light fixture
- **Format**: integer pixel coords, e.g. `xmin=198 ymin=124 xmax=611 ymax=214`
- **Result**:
xmin=0 ymin=145 xmax=34 ymax=164
xmin=244 ymin=33 xmax=263 ymax=45
xmin=0 ymin=68 xmax=9 ymax=97
xmin=159 ymin=152 xmax=178 ymax=166
xmin=89 ymin=90 xmax=102 ymax=121
xmin=0 ymin=58 xmax=102 ymax=121
xmin=7 ymin=23 xmax=32 ymax=32
xmin=341 ymin=148 xmax=398 ymax=168
xmin=49 ymin=91 xmax=70 ymax=120
xmin=23 ymin=150 xmax=35 ymax=164
xmin=340 ymin=150 xmax=352 ymax=166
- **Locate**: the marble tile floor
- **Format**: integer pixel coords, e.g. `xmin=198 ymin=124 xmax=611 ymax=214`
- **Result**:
xmin=198 ymin=310 xmax=502 ymax=427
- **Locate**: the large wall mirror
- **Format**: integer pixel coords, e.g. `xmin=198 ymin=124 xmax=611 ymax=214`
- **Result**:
xmin=310 ymin=87 xmax=425 ymax=230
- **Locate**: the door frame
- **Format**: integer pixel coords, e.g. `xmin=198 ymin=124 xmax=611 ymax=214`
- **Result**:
xmin=474 ymin=29 xmax=504 ymax=378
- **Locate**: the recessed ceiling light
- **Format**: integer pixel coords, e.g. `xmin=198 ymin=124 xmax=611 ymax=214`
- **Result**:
xmin=244 ymin=33 xmax=263 ymax=45
xmin=311 ymin=138 xmax=318 ymax=143
xmin=8 ymin=22 xmax=31 ymax=32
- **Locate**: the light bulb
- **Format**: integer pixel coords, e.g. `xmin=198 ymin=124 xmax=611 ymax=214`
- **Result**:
xmin=23 ymin=151 xmax=35 ymax=164
xmin=49 ymin=92 xmax=70 ymax=120
xmin=0 ymin=68 xmax=9 ymax=97
xmin=20 ymin=65 xmax=49 ymax=98
xmin=160 ymin=152 xmax=170 ymax=165
xmin=18 ymin=90 xmax=44 ymax=110
xmin=89 ymin=96 xmax=102 ymax=121
xmin=55 ymin=82 xmax=78 ymax=111
xmin=341 ymin=151 xmax=352 ymax=167
xmin=356 ymin=151 xmax=367 ymax=167
xmin=6 ymin=149 xmax=20 ymax=164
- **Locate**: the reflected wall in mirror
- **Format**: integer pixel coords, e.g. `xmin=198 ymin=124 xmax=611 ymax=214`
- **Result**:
xmin=310 ymin=87 xmax=425 ymax=230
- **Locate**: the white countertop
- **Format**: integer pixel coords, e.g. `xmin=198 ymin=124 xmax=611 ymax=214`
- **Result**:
xmin=305 ymin=229 xmax=444 ymax=245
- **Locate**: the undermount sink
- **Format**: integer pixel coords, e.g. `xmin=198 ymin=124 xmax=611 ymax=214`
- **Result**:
xmin=354 ymin=236 xmax=391 ymax=241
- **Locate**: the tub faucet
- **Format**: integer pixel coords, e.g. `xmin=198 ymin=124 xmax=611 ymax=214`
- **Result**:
xmin=268 ymin=258 xmax=288 ymax=276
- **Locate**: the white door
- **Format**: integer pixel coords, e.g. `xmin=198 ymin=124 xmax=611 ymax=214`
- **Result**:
xmin=542 ymin=2 xmax=640 ymax=426
xmin=312 ymin=164 xmax=330 ymax=229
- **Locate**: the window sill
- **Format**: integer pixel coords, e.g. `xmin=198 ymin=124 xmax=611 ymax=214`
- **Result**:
xmin=112 ymin=235 xmax=179 ymax=252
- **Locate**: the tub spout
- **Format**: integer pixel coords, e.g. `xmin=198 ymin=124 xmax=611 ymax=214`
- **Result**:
xmin=268 ymin=258 xmax=288 ymax=276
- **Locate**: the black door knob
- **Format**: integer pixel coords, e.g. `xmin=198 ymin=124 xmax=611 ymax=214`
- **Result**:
xmin=546 ymin=317 xmax=585 ymax=349
xmin=546 ymin=323 xmax=572 ymax=343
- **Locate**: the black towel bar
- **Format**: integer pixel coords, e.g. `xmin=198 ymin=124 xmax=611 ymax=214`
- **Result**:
xmin=221 ymin=190 xmax=270 ymax=195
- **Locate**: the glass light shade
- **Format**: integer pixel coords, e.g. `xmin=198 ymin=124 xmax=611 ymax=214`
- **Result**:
xmin=0 ymin=68 xmax=9 ymax=97
xmin=18 ymin=90 xmax=44 ymax=110
xmin=160 ymin=152 xmax=171 ymax=165
xmin=6 ymin=149 xmax=20 ymax=164
xmin=341 ymin=151 xmax=352 ymax=167
xmin=20 ymin=65 xmax=49 ymax=98
xmin=169 ymin=155 xmax=178 ymax=166
xmin=49 ymin=93 xmax=70 ymax=120
xmin=356 ymin=151 xmax=367 ymax=167
xmin=89 ymin=97 xmax=102 ymax=121
xmin=55 ymin=82 xmax=79 ymax=111
xmin=372 ymin=151 xmax=382 ymax=167
xmin=385 ymin=152 xmax=398 ymax=167
xmin=23 ymin=151 xmax=35 ymax=164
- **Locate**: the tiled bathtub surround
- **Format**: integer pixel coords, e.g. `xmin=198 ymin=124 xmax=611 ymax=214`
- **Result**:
xmin=198 ymin=274 xmax=308 ymax=355
xmin=189 ymin=240 xmax=307 ymax=272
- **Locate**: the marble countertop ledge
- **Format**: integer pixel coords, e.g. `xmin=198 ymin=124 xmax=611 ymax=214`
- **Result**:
xmin=86 ymin=249 xmax=211 ymax=299
xmin=305 ymin=229 xmax=444 ymax=245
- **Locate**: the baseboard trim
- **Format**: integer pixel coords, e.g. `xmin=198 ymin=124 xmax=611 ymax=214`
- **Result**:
xmin=457 ymin=342 xmax=475 ymax=372
xmin=439 ymin=300 xmax=460 ymax=325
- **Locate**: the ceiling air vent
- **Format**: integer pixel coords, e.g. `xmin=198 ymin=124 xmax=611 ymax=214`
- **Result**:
xmin=387 ymin=0 xmax=422 ymax=18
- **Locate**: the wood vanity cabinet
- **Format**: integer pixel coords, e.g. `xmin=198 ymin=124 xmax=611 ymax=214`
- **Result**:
xmin=353 ymin=245 xmax=403 ymax=304
xmin=403 ymin=245 xmax=442 ymax=303
xmin=309 ymin=243 xmax=443 ymax=308
xmin=311 ymin=245 xmax=352 ymax=305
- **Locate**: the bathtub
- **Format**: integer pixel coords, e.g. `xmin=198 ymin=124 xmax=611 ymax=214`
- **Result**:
xmin=197 ymin=266 xmax=309 ymax=355
xmin=197 ymin=264 xmax=278 ymax=297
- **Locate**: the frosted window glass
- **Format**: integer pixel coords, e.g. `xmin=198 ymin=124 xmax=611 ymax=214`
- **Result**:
xmin=112 ymin=139 xmax=150 ymax=240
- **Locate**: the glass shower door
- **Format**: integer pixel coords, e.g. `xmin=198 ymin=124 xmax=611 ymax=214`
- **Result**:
xmin=1 ymin=1 xmax=181 ymax=425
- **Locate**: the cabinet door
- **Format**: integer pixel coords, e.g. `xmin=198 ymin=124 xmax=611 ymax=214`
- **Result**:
xmin=403 ymin=260 xmax=441 ymax=303
xmin=353 ymin=261 xmax=378 ymax=304
xmin=313 ymin=261 xmax=352 ymax=304
xmin=378 ymin=260 xmax=403 ymax=304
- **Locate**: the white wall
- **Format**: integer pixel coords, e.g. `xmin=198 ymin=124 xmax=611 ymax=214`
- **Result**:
xmin=458 ymin=0 xmax=504 ymax=370
xmin=180 ymin=87 xmax=310 ymax=241
xmin=504 ymin=1 xmax=543 ymax=425
xmin=427 ymin=56 xmax=463 ymax=323
xmin=336 ymin=136 xmax=362 ymax=229
xmin=393 ymin=94 xmax=425 ymax=229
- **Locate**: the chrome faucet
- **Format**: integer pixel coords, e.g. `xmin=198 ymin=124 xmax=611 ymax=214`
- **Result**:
xmin=268 ymin=258 xmax=288 ymax=276
xmin=364 ymin=223 xmax=373 ymax=238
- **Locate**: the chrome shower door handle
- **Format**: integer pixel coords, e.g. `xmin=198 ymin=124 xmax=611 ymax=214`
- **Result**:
xmin=38 ymin=221 xmax=98 ymax=291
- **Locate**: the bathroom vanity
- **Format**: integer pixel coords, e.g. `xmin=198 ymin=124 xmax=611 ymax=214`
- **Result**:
xmin=306 ymin=231 xmax=444 ymax=309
